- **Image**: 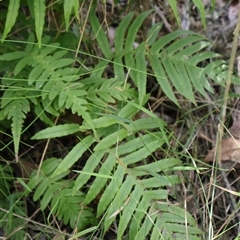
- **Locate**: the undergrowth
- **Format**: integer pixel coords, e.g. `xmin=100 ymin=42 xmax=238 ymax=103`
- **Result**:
xmin=0 ymin=0 xmax=240 ymax=239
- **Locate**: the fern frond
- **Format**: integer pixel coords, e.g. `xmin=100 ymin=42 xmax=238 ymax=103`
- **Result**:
xmin=1 ymin=98 xmax=30 ymax=159
xmin=82 ymin=77 xmax=132 ymax=106
xmin=1 ymin=34 xmax=99 ymax=138
xmin=62 ymin=108 xmax=202 ymax=239
xmin=90 ymin=10 xmax=225 ymax=106
xmin=148 ymin=30 xmax=224 ymax=105
xmin=27 ymin=158 xmax=96 ymax=231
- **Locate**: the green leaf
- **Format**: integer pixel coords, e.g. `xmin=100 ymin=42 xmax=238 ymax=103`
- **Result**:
xmin=49 ymin=58 xmax=74 ymax=69
xmin=166 ymin=35 xmax=204 ymax=56
xmin=129 ymin=196 xmax=149 ymax=239
xmin=175 ymin=42 xmax=213 ymax=62
xmin=104 ymin=176 xmax=134 ymax=230
xmin=141 ymin=175 xmax=180 ymax=188
xmin=150 ymin=30 xmax=192 ymax=53
xmin=134 ymin=208 xmax=158 ymax=239
xmin=97 ymin=137 xmax=163 ymax=217
xmin=125 ymin=10 xmax=153 ymax=52
xmin=73 ymin=0 xmax=80 ymax=22
xmin=34 ymin=0 xmax=46 ymax=48
xmin=64 ymin=0 xmax=76 ymax=31
xmin=26 ymin=0 xmax=35 ymax=19
xmin=94 ymin=128 xmax=129 ymax=151
xmin=85 ymin=153 xmax=116 ymax=204
xmin=51 ymin=136 xmax=95 ymax=178
xmin=29 ymin=64 xmax=45 ymax=81
xmin=16 ymin=178 xmax=32 ymax=192
xmin=75 ymin=107 xmax=98 ymax=140
xmin=131 ymin=158 xmax=182 ymax=175
xmin=185 ymin=64 xmax=206 ymax=97
xmin=40 ymin=186 xmax=54 ymax=210
xmin=124 ymin=10 xmax=153 ymax=81
xmin=192 ymin=0 xmax=206 ymax=29
xmin=162 ymin=58 xmax=195 ymax=104
xmin=2 ymin=0 xmax=20 ymax=42
xmin=14 ymin=55 xmax=31 ymax=76
xmin=90 ymin=9 xmax=112 ymax=59
xmin=31 ymin=124 xmax=80 ymax=139
xmin=188 ymin=51 xmax=218 ymax=65
xmin=4 ymin=99 xmax=30 ymax=160
xmin=115 ymin=12 xmax=135 ymax=54
xmin=73 ymin=150 xmax=105 ymax=193
xmin=149 ymin=54 xmax=178 ymax=105
xmin=41 ymin=158 xmax=62 ymax=175
xmin=33 ymin=180 xmax=48 ymax=201
xmin=167 ymin=0 xmax=181 ymax=27
xmin=146 ymin=22 xmax=163 ymax=47
xmin=135 ymin=43 xmax=147 ymax=105
xmin=0 ymin=51 xmax=27 ymax=61
xmin=97 ymin=166 xmax=125 ymax=217
xmin=117 ymin=186 xmax=143 ymax=239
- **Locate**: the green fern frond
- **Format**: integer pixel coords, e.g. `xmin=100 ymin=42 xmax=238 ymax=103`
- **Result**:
xmin=1 ymin=98 xmax=30 ymax=159
xmin=1 ymin=35 xmax=98 ymax=138
xmin=148 ymin=30 xmax=222 ymax=105
xmin=27 ymin=158 xmax=96 ymax=231
xmin=30 ymin=115 xmax=200 ymax=239
xmin=81 ymin=76 xmax=133 ymax=109
xmin=91 ymin=10 xmax=224 ymax=107
xmin=51 ymin=189 xmax=96 ymax=230
xmin=63 ymin=110 xmax=203 ymax=239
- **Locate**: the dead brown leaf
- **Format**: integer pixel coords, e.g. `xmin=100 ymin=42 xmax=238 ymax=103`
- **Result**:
xmin=204 ymin=138 xmax=240 ymax=162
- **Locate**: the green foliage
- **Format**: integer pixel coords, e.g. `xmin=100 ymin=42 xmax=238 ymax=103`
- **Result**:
xmin=0 ymin=165 xmax=26 ymax=239
xmin=0 ymin=164 xmax=13 ymax=202
xmin=26 ymin=158 xmax=97 ymax=230
xmin=1 ymin=1 xmax=239 ymax=239
xmin=1 ymin=0 xmax=20 ymax=42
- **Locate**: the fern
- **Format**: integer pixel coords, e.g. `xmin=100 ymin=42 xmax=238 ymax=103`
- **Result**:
xmin=90 ymin=10 xmax=225 ymax=107
xmin=23 ymin=9 xmax=230 ymax=237
xmin=0 ymin=75 xmax=32 ymax=159
xmin=26 ymin=158 xmax=97 ymax=230
xmin=0 ymin=33 xmax=92 ymax=156
xmin=27 ymin=9 xmax=236 ymax=238
xmin=31 ymin=113 xmax=203 ymax=239
xmin=1 ymin=3 xmax=238 ymax=238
